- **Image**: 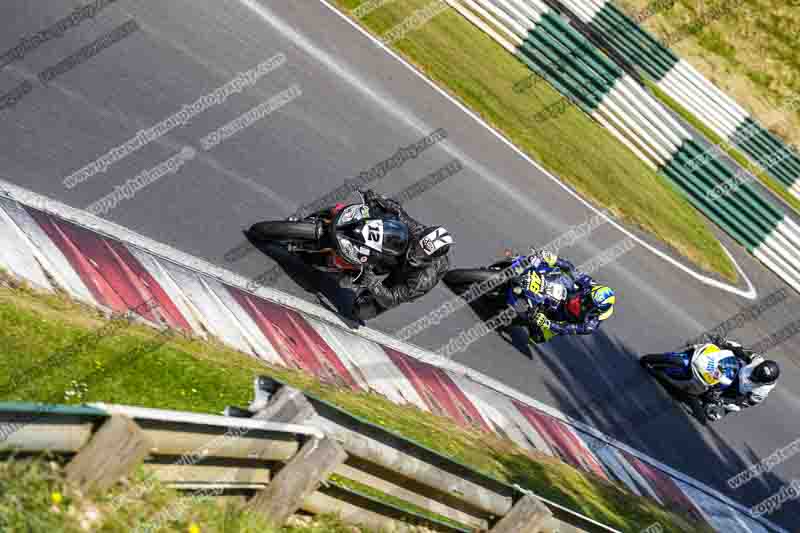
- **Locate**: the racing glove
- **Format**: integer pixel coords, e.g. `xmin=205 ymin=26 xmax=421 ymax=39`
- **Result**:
xmin=533 ymin=312 xmax=551 ymax=329
xmin=358 ymin=266 xmax=382 ymax=289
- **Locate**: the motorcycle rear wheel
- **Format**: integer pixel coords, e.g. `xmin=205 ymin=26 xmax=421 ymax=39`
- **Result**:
xmin=640 ymin=353 xmax=683 ymax=369
xmin=444 ymin=268 xmax=504 ymax=286
xmin=248 ymin=221 xmax=317 ymax=243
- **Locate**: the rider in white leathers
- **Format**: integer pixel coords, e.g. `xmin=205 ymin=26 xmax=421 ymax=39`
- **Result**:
xmin=642 ymin=335 xmax=780 ymax=422
xmin=704 ymin=337 xmax=779 ymax=420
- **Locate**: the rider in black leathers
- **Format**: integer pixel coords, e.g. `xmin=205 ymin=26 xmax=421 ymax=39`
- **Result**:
xmin=352 ymin=189 xmax=453 ymax=320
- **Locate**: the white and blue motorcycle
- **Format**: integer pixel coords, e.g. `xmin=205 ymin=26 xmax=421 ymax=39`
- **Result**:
xmin=640 ymin=339 xmax=743 ymax=424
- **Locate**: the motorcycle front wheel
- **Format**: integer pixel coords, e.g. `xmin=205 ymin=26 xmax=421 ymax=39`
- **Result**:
xmin=248 ymin=221 xmax=317 ymax=244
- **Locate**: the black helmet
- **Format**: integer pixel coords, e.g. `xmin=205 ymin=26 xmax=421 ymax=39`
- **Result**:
xmin=752 ymin=360 xmax=780 ymax=384
xmin=407 ymin=226 xmax=453 ymax=266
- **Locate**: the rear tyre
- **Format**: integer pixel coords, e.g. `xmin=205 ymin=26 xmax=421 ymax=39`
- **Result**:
xmin=248 ymin=221 xmax=317 ymax=243
xmin=640 ymin=353 xmax=681 ymax=369
xmin=444 ymin=268 xmax=505 ymax=286
xmin=489 ymin=260 xmax=513 ymax=270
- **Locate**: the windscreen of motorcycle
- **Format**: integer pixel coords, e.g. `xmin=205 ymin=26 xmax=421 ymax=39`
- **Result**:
xmin=337 ymin=218 xmax=409 ymax=264
xmin=336 ymin=204 xmax=370 ymax=227
xmin=543 ymin=280 xmax=566 ymax=301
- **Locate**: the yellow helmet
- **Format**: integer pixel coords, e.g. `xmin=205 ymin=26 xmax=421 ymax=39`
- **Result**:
xmin=591 ymin=285 xmax=616 ymax=320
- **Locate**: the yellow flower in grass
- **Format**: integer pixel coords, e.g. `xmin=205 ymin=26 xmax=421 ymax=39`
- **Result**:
xmin=188 ymin=523 xmax=200 ymax=533
xmin=51 ymin=491 xmax=63 ymax=505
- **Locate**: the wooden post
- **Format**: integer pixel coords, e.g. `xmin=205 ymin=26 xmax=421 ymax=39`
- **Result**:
xmin=253 ymin=382 xmax=513 ymax=517
xmin=248 ymin=436 xmax=347 ymax=527
xmin=65 ymin=414 xmax=152 ymax=492
xmin=490 ymin=494 xmax=552 ymax=533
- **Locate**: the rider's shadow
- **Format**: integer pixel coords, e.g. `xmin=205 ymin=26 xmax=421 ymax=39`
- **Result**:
xmin=641 ymin=364 xmax=708 ymax=422
xmin=442 ymin=280 xmax=536 ymax=359
xmin=243 ymin=231 xmax=363 ymax=329
xmin=504 ymin=327 xmax=536 ymax=359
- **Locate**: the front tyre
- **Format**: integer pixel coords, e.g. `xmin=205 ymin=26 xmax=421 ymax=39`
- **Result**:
xmin=248 ymin=221 xmax=317 ymax=244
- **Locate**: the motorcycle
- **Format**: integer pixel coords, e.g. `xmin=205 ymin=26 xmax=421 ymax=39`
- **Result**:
xmin=640 ymin=340 xmax=741 ymax=424
xmin=443 ymin=250 xmax=575 ymax=344
xmin=246 ymin=191 xmax=410 ymax=285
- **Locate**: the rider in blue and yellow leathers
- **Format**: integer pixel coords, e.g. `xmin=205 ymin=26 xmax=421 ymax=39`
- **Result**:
xmin=513 ymin=250 xmax=616 ymax=344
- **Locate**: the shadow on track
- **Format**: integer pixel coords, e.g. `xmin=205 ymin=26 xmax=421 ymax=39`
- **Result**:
xmin=442 ymin=271 xmax=799 ymax=527
xmin=239 ymin=240 xmax=799 ymax=529
xmin=442 ymin=276 xmax=535 ymax=358
xmin=243 ymin=231 xmax=363 ymax=329
xmin=533 ymin=330 xmax=798 ymax=528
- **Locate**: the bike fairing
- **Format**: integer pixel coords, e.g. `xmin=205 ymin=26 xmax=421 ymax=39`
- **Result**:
xmin=656 ymin=345 xmax=740 ymax=394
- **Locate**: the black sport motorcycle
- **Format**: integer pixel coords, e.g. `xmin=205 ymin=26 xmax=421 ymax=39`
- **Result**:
xmin=247 ymin=191 xmax=410 ymax=284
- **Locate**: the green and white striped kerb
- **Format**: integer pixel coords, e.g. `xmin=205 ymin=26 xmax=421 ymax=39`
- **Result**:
xmin=666 ymin=140 xmax=800 ymax=289
xmin=455 ymin=0 xmax=692 ymax=168
xmin=551 ymin=0 xmax=800 ymax=198
xmin=447 ymin=0 xmax=800 ymax=291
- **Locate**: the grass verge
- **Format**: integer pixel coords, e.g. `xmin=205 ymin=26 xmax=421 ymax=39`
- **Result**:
xmin=614 ymin=0 xmax=800 ymax=149
xmin=0 ymin=454 xmax=375 ymax=533
xmin=0 ymin=276 xmax=714 ymax=532
xmin=330 ymin=0 xmax=736 ymax=281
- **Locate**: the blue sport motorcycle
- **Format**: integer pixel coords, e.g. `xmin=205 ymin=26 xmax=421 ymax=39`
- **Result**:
xmin=444 ymin=251 xmax=576 ymax=344
xmin=640 ymin=340 xmax=742 ymax=424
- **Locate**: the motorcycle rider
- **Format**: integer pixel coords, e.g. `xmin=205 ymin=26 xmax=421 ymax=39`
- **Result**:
xmin=514 ymin=250 xmax=616 ymax=343
xmin=351 ymin=189 xmax=453 ymax=320
xmin=702 ymin=336 xmax=780 ymax=421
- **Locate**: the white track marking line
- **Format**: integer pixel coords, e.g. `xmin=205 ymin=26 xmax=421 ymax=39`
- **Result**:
xmin=296 ymin=0 xmax=757 ymax=300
